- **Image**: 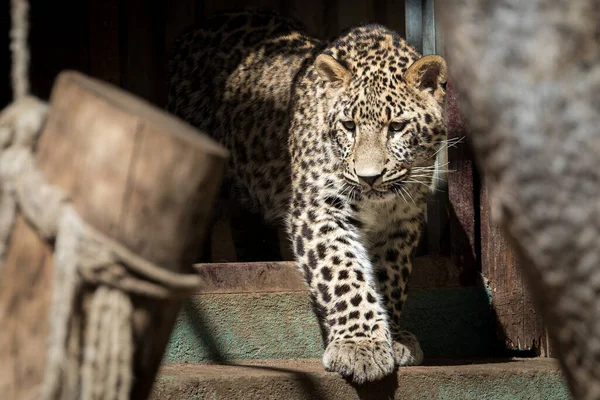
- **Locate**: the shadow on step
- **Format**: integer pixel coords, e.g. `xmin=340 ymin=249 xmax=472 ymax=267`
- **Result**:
xmin=174 ymin=302 xmax=528 ymax=399
xmin=421 ymin=357 xmax=520 ymax=366
xmin=181 ymin=301 xmax=328 ymax=400
xmin=182 ymin=301 xmax=227 ymax=363
xmin=180 ymin=301 xmax=399 ymax=399
xmin=352 ymin=373 xmax=399 ymax=400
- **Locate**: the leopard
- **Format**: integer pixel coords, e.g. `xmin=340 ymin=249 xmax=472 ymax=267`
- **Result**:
xmin=167 ymin=10 xmax=448 ymax=384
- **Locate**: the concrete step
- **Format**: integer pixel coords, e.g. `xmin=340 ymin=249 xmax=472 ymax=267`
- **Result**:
xmin=164 ymin=258 xmax=503 ymax=363
xmin=151 ymin=358 xmax=570 ymax=400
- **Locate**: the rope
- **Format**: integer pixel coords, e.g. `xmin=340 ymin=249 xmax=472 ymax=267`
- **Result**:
xmin=0 ymin=97 xmax=46 ymax=263
xmin=1 ymin=1 xmax=206 ymax=399
xmin=10 ymin=0 xmax=30 ymax=99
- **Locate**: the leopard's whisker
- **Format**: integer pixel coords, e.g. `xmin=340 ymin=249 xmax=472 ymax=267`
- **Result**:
xmin=393 ymin=186 xmax=408 ymax=203
xmin=402 ymin=186 xmax=416 ymax=205
xmin=414 ymin=161 xmax=450 ymax=168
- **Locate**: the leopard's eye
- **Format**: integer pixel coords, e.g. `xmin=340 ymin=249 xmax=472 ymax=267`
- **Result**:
xmin=342 ymin=120 xmax=356 ymax=131
xmin=389 ymin=121 xmax=408 ymax=133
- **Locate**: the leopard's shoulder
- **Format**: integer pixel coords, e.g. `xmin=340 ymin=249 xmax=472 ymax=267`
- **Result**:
xmin=167 ymin=10 xmax=323 ymax=222
xmin=167 ymin=10 xmax=319 ymax=131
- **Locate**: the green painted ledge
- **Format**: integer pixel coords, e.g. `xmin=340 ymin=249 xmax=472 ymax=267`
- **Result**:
xmin=164 ymin=286 xmax=501 ymax=363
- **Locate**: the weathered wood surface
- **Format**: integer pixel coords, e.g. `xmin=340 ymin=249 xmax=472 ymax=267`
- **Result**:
xmin=445 ymin=74 xmax=551 ymax=354
xmin=88 ymin=0 xmax=121 ymax=87
xmin=447 ymin=76 xmax=550 ymax=353
xmin=124 ymin=0 xmax=167 ymax=107
xmin=446 ymin=81 xmax=479 ymax=286
xmin=193 ymin=256 xmax=464 ymax=294
xmin=480 ymin=185 xmax=550 ymax=357
xmin=0 ymin=215 xmax=54 ymax=400
xmin=29 ymin=0 xmax=89 ymax=104
xmin=0 ymin=71 xmax=228 ymax=400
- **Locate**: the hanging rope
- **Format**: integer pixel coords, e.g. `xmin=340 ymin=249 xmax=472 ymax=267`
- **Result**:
xmin=1 ymin=0 xmax=206 ymax=399
xmin=10 ymin=0 xmax=30 ymax=99
xmin=0 ymin=0 xmax=39 ymax=264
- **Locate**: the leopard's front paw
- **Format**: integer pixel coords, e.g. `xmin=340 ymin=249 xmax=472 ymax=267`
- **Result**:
xmin=392 ymin=330 xmax=423 ymax=366
xmin=322 ymin=338 xmax=395 ymax=384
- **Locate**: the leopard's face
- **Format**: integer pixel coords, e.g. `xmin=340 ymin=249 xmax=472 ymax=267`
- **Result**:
xmin=317 ymin=51 xmax=448 ymax=202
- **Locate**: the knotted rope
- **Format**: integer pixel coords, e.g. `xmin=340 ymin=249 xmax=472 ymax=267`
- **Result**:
xmin=1 ymin=1 xmax=205 ymax=399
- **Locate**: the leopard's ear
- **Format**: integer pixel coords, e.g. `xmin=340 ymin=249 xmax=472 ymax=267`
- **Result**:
xmin=315 ymin=54 xmax=351 ymax=89
xmin=405 ymin=55 xmax=447 ymax=106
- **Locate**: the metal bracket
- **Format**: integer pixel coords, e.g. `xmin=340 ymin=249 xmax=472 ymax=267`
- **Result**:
xmin=405 ymin=0 xmax=443 ymax=56
xmin=405 ymin=0 xmax=448 ymax=254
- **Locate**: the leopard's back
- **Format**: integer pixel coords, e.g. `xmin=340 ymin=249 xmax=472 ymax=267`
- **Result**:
xmin=167 ymin=11 xmax=320 ymax=221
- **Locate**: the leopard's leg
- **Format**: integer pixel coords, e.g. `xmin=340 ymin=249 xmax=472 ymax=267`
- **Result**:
xmin=289 ymin=201 xmax=395 ymax=384
xmin=371 ymin=220 xmax=424 ymax=366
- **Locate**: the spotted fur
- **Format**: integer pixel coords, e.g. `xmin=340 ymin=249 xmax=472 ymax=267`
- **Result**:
xmin=168 ymin=10 xmax=448 ymax=384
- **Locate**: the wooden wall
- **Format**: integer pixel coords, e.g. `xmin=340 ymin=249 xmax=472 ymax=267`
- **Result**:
xmin=1 ymin=0 xmax=406 ymax=109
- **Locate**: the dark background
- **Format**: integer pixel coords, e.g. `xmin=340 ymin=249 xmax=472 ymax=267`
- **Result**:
xmin=1 ymin=0 xmax=407 ymax=109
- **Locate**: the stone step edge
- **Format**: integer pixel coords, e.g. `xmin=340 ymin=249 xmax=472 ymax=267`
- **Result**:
xmin=193 ymin=255 xmax=476 ymax=294
xmin=152 ymin=358 xmax=568 ymax=400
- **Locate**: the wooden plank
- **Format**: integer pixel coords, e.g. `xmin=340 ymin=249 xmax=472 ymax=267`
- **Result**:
xmin=0 ymin=216 xmax=54 ymax=400
xmin=29 ymin=0 xmax=90 ymax=99
xmin=88 ymin=0 xmax=121 ymax=86
xmin=377 ymin=0 xmax=406 ymax=36
xmin=446 ymin=81 xmax=479 ymax=285
xmin=0 ymin=3 xmax=10 ymax=107
xmin=244 ymin=0 xmax=287 ymax=9
xmin=336 ymin=0 xmax=375 ymax=32
xmin=165 ymin=0 xmax=198 ymax=62
xmin=288 ymin=0 xmax=327 ymax=38
xmin=123 ymin=0 xmax=167 ymax=106
xmin=320 ymin=0 xmax=339 ymax=39
xmin=480 ymin=185 xmax=552 ymax=356
xmin=203 ymin=0 xmax=247 ymax=17
xmin=193 ymin=256 xmax=464 ymax=294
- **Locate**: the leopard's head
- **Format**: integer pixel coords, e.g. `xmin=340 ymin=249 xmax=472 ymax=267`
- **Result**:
xmin=315 ymin=28 xmax=448 ymax=201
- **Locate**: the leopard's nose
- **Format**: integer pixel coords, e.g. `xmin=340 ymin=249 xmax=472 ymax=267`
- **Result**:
xmin=357 ymin=174 xmax=382 ymax=187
